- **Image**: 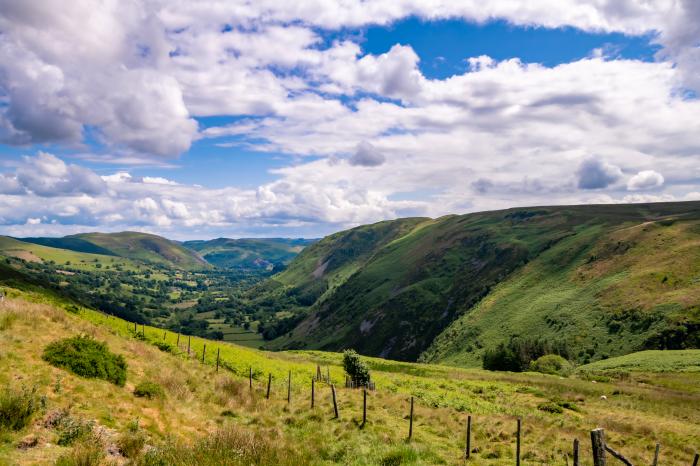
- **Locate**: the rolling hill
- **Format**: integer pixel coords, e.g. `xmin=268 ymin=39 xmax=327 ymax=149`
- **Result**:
xmin=260 ymin=202 xmax=700 ymax=366
xmin=21 ymin=232 xmax=208 ymax=270
xmin=182 ymin=237 xmax=315 ymax=269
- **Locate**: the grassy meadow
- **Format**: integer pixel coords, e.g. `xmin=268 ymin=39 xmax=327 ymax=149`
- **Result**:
xmin=1 ymin=288 xmax=699 ymax=465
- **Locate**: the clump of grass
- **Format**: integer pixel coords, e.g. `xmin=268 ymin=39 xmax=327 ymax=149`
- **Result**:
xmin=0 ymin=310 xmax=18 ymax=331
xmin=0 ymin=385 xmax=40 ymax=431
xmin=134 ymin=381 xmax=164 ymax=399
xmin=42 ymin=335 xmax=127 ymax=386
xmin=379 ymin=445 xmax=418 ymax=465
xmin=56 ymin=435 xmax=104 ymax=466
xmin=138 ymin=425 xmax=307 ymax=466
xmin=117 ymin=419 xmax=147 ymax=459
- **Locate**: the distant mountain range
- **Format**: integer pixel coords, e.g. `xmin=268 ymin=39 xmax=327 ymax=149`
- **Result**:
xmin=13 ymin=233 xmax=316 ymax=270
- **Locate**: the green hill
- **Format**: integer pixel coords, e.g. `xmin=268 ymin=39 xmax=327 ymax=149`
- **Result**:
xmin=182 ymin=237 xmax=315 ymax=269
xmin=67 ymin=232 xmax=208 ymax=269
xmin=259 ymin=202 xmax=700 ymax=366
xmin=578 ymin=349 xmax=700 ymax=373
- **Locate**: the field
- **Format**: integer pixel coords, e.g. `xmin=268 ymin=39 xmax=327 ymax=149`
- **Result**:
xmin=1 ymin=288 xmax=699 ymax=465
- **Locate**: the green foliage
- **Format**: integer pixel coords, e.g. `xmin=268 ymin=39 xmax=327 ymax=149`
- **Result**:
xmin=529 ymin=354 xmax=573 ymax=376
xmin=483 ymin=338 xmax=569 ymax=372
xmin=42 ymin=335 xmax=127 ymax=386
xmin=0 ymin=385 xmax=40 ymax=431
xmin=134 ymin=381 xmax=164 ymax=399
xmin=579 ymin=349 xmax=700 ymax=373
xmin=343 ymin=349 xmax=371 ymax=386
xmin=153 ymin=341 xmax=173 ymax=353
xmin=537 ymin=402 xmax=564 ymax=414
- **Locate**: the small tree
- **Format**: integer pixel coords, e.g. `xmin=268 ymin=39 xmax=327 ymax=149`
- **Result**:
xmin=343 ymin=349 xmax=370 ymax=387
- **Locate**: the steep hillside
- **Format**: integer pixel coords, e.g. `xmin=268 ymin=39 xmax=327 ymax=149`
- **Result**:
xmin=183 ymin=237 xmax=315 ymax=269
xmin=263 ymin=202 xmax=700 ymax=365
xmin=2 ymin=289 xmax=700 ymax=465
xmin=69 ymin=232 xmax=208 ymax=269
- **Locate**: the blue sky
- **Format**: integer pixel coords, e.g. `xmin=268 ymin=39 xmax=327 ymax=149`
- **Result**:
xmin=0 ymin=2 xmax=699 ymax=239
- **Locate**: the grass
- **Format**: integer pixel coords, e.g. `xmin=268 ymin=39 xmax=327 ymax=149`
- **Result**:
xmin=579 ymin=350 xmax=700 ymax=373
xmin=1 ymin=290 xmax=700 ymax=465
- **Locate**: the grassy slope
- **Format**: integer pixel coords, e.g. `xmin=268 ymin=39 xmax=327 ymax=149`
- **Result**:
xmin=268 ymin=202 xmax=700 ymax=363
xmin=0 ymin=236 xmax=140 ymax=271
xmin=183 ymin=238 xmax=315 ymax=269
xmin=2 ymin=290 xmax=700 ymax=465
xmin=423 ymin=215 xmax=700 ymax=367
xmin=579 ymin=350 xmax=700 ymax=373
xmin=70 ymin=232 xmax=208 ymax=270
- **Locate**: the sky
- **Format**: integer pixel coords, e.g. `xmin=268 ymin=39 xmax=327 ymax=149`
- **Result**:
xmin=0 ymin=1 xmax=699 ymax=240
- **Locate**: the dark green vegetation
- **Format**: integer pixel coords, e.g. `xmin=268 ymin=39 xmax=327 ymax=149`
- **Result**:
xmin=257 ymin=202 xmax=700 ymax=367
xmin=133 ymin=381 xmax=164 ymax=399
xmin=42 ymin=335 xmax=127 ymax=386
xmin=183 ymin=237 xmax=315 ymax=269
xmin=343 ymin=349 xmax=371 ymax=386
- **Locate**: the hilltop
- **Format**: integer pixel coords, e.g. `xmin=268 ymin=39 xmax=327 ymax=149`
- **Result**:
xmin=257 ymin=202 xmax=700 ymax=366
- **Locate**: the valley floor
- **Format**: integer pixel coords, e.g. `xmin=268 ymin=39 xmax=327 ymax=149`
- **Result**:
xmin=1 ymin=289 xmax=699 ymax=465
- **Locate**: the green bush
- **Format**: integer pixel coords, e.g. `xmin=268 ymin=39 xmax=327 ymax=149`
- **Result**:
xmin=483 ymin=337 xmax=570 ymax=372
xmin=529 ymin=354 xmax=573 ymax=376
xmin=153 ymin=341 xmax=173 ymax=353
xmin=134 ymin=381 xmax=164 ymax=399
xmin=0 ymin=385 xmax=40 ymax=431
xmin=343 ymin=349 xmax=371 ymax=387
xmin=42 ymin=335 xmax=127 ymax=386
xmin=537 ymin=402 xmax=564 ymax=414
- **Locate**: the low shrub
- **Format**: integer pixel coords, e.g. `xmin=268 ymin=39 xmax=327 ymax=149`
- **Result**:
xmin=529 ymin=354 xmax=573 ymax=376
xmin=483 ymin=337 xmax=570 ymax=372
xmin=153 ymin=341 xmax=173 ymax=353
xmin=56 ymin=416 xmax=95 ymax=446
xmin=134 ymin=381 xmax=164 ymax=399
xmin=537 ymin=402 xmax=564 ymax=414
xmin=42 ymin=335 xmax=127 ymax=386
xmin=0 ymin=385 xmax=40 ymax=431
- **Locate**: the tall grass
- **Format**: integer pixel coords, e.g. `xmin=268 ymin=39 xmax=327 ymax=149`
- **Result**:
xmin=138 ymin=426 xmax=309 ymax=466
xmin=0 ymin=385 xmax=40 ymax=431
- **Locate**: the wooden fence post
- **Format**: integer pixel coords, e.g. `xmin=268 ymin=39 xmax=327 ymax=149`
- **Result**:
xmin=134 ymin=322 xmax=137 ymax=333
xmin=202 ymin=344 xmax=206 ymax=363
xmin=331 ymin=384 xmax=339 ymax=419
xmin=316 ymin=365 xmax=321 ymax=381
xmin=516 ymin=418 xmax=521 ymax=466
xmin=408 ymin=396 xmax=414 ymax=440
xmin=573 ymin=438 xmax=579 ymax=466
xmin=287 ymin=371 xmax=291 ymax=403
xmin=142 ymin=324 xmax=145 ymax=337
xmin=591 ymin=428 xmax=607 ymax=466
xmin=311 ymin=378 xmax=315 ymax=408
xmin=176 ymin=333 xmax=180 ymax=348
xmin=163 ymin=330 xmax=166 ymax=340
xmin=266 ymin=373 xmax=271 ymax=399
xmin=187 ymin=336 xmax=191 ymax=355
xmin=216 ymin=348 xmax=220 ymax=372
xmin=249 ymin=367 xmax=253 ymax=390
xmin=692 ymin=453 xmax=699 ymax=466
xmin=361 ymin=389 xmax=367 ymax=428
xmin=465 ymin=415 xmax=471 ymax=459
xmin=327 ymin=367 xmax=330 ymax=383
xmin=652 ymin=443 xmax=660 ymax=466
